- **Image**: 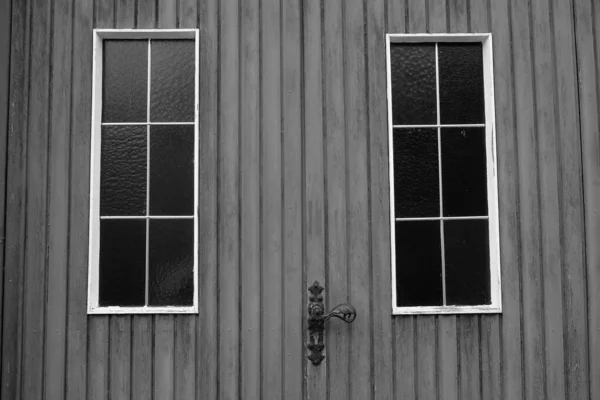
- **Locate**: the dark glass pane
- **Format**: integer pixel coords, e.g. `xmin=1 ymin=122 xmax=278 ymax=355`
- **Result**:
xmin=444 ymin=220 xmax=491 ymax=305
xmin=395 ymin=221 xmax=443 ymax=306
xmin=101 ymin=125 xmax=147 ymax=216
xmin=393 ymin=128 xmax=439 ymax=217
xmin=99 ymin=219 xmax=146 ymax=306
xmin=150 ymin=40 xmax=195 ymax=122
xmin=439 ymin=43 xmax=485 ymax=124
xmin=149 ymin=125 xmax=194 ymax=215
xmin=441 ymin=127 xmax=488 ymax=216
xmin=149 ymin=219 xmax=194 ymax=306
xmin=390 ymin=43 xmax=437 ymax=125
xmin=102 ymin=40 xmax=148 ymax=122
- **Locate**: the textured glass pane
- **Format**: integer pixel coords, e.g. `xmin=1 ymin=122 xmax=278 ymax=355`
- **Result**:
xmin=439 ymin=43 xmax=485 ymax=124
xmin=441 ymin=127 xmax=488 ymax=217
xmin=101 ymin=125 xmax=147 ymax=216
xmin=393 ymin=128 xmax=439 ymax=217
xmin=395 ymin=221 xmax=443 ymax=307
xmin=102 ymin=40 xmax=148 ymax=122
xmin=99 ymin=219 xmax=146 ymax=306
xmin=150 ymin=40 xmax=195 ymax=122
xmin=149 ymin=219 xmax=194 ymax=306
xmin=390 ymin=43 xmax=437 ymax=125
xmin=444 ymin=220 xmax=491 ymax=305
xmin=149 ymin=125 xmax=194 ymax=215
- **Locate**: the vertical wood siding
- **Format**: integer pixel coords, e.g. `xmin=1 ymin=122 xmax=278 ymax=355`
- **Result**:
xmin=0 ymin=0 xmax=598 ymax=399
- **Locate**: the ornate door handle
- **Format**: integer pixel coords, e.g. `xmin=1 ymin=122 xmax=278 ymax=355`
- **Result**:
xmin=306 ymin=281 xmax=356 ymax=365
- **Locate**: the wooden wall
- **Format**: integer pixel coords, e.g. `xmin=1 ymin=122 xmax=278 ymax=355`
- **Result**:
xmin=0 ymin=0 xmax=598 ymax=399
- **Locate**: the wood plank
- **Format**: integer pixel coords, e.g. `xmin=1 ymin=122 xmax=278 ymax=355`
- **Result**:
xmin=157 ymin=0 xmax=176 ymax=28
xmin=109 ymin=317 xmax=131 ymax=400
xmin=239 ymin=0 xmax=260 ymax=396
xmin=448 ymin=0 xmax=468 ymax=31
xmin=323 ymin=1 xmax=349 ymax=399
xmin=303 ymin=0 xmax=326 ymax=398
xmin=428 ymin=0 xmax=447 ymax=33
xmin=458 ymin=316 xmax=481 ymax=400
xmin=88 ymin=3 xmax=114 ymax=399
xmin=407 ymin=0 xmax=427 ymax=33
xmin=365 ymin=0 xmax=394 ymax=397
xmin=0 ymin=0 xmax=11 ymax=360
xmin=489 ymin=0 xmax=524 ymax=398
xmin=88 ymin=316 xmax=109 ymax=400
xmin=416 ymin=316 xmax=437 ymax=400
xmin=21 ymin=0 xmax=52 ymax=398
xmin=174 ymin=317 xmax=196 ymax=399
xmin=552 ymin=0 xmax=590 ymax=398
xmin=178 ymin=0 xmax=197 ymax=28
xmin=218 ymin=0 xmax=241 ymax=398
xmin=115 ymin=0 xmax=135 ymax=28
xmin=573 ymin=0 xmax=600 ymax=398
xmin=344 ymin=1 xmax=372 ymax=399
xmin=154 ymin=316 xmax=175 ymax=400
xmin=438 ymin=316 xmax=458 ymax=400
xmin=131 ymin=317 xmax=152 ymax=399
xmin=469 ymin=0 xmax=490 ymax=33
xmin=197 ymin=0 xmax=219 ymax=397
xmin=65 ymin=0 xmax=93 ymax=398
xmin=530 ymin=1 xmax=566 ymax=399
xmin=0 ymin=0 xmax=28 ymax=398
xmin=136 ymin=0 xmax=155 ymax=28
xmin=282 ymin=0 xmax=304 ymax=397
xmin=394 ymin=317 xmax=415 ymax=399
xmin=510 ymin=0 xmax=546 ymax=398
xmin=386 ymin=0 xmax=406 ymax=33
xmin=44 ymin=0 xmax=74 ymax=398
xmin=261 ymin=0 xmax=283 ymax=397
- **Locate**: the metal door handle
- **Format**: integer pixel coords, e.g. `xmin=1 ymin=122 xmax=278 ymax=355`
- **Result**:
xmin=306 ymin=281 xmax=356 ymax=365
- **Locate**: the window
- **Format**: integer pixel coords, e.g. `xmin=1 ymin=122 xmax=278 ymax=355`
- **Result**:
xmin=88 ymin=30 xmax=199 ymax=314
xmin=386 ymin=34 xmax=501 ymax=314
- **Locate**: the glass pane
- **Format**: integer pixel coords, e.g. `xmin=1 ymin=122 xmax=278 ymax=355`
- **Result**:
xmin=390 ymin=43 xmax=437 ymax=125
xmin=149 ymin=125 xmax=194 ymax=215
xmin=101 ymin=125 xmax=147 ymax=216
xmin=444 ymin=220 xmax=491 ymax=305
xmin=102 ymin=40 xmax=148 ymax=123
xmin=441 ymin=127 xmax=488 ymax=217
xmin=148 ymin=219 xmax=194 ymax=306
xmin=395 ymin=220 xmax=443 ymax=306
xmin=99 ymin=219 xmax=146 ymax=306
xmin=439 ymin=43 xmax=485 ymax=124
xmin=150 ymin=39 xmax=195 ymax=122
xmin=393 ymin=128 xmax=439 ymax=218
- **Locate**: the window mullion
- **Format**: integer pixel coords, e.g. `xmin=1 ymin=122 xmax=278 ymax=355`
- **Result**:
xmin=145 ymin=38 xmax=151 ymax=307
xmin=435 ymin=42 xmax=447 ymax=306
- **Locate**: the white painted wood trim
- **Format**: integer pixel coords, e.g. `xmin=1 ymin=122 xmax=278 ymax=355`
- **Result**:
xmin=88 ymin=29 xmax=200 ymax=315
xmin=386 ymin=33 xmax=502 ymax=315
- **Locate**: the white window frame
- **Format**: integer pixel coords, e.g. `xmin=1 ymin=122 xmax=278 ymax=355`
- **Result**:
xmin=88 ymin=29 xmax=199 ymax=314
xmin=386 ymin=33 xmax=501 ymax=315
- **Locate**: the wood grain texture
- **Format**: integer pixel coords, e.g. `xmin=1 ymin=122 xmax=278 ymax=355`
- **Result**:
xmin=240 ymin=0 xmax=260 ymax=396
xmin=323 ymin=1 xmax=349 ymax=398
xmin=573 ymin=0 xmax=600 ymax=398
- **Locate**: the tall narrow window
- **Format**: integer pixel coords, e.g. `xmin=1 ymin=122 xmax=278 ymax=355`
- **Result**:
xmin=88 ymin=30 xmax=199 ymax=314
xmin=386 ymin=34 xmax=501 ymax=314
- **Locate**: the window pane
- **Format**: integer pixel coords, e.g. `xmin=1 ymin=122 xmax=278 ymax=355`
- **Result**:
xmin=102 ymin=40 xmax=148 ymax=123
xmin=441 ymin=127 xmax=488 ymax=216
xmin=99 ymin=219 xmax=146 ymax=306
xmin=393 ymin=128 xmax=439 ymax=218
xmin=438 ymin=43 xmax=485 ymax=124
xmin=395 ymin=220 xmax=443 ymax=306
xmin=444 ymin=220 xmax=491 ymax=305
xmin=390 ymin=43 xmax=437 ymax=125
xmin=148 ymin=219 xmax=194 ymax=306
xmin=149 ymin=125 xmax=194 ymax=215
xmin=101 ymin=125 xmax=147 ymax=216
xmin=150 ymin=39 xmax=195 ymax=122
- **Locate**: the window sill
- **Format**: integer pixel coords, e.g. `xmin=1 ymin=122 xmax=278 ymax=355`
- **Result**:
xmin=88 ymin=305 xmax=198 ymax=315
xmin=392 ymin=304 xmax=501 ymax=315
